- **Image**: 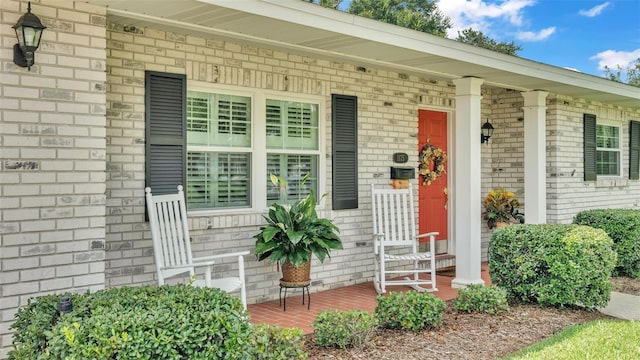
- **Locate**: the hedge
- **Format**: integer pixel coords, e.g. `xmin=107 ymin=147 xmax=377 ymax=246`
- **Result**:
xmin=375 ymin=291 xmax=445 ymax=332
xmin=488 ymin=224 xmax=616 ymax=308
xmin=9 ymin=285 xmax=305 ymax=360
xmin=573 ymin=209 xmax=640 ymax=278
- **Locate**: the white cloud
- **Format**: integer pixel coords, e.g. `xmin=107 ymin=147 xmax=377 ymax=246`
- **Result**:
xmin=437 ymin=0 xmax=536 ymax=38
xmin=590 ymin=48 xmax=640 ymax=70
xmin=515 ymin=27 xmax=556 ymax=41
xmin=578 ymin=2 xmax=610 ymax=17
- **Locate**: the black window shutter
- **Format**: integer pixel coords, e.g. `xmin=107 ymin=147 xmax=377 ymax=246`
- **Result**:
xmin=583 ymin=113 xmax=597 ymax=181
xmin=331 ymin=94 xmax=358 ymax=210
xmin=145 ymin=71 xmax=186 ymax=195
xmin=630 ymin=120 xmax=640 ymax=180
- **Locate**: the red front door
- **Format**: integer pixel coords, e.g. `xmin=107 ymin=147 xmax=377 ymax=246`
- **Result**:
xmin=418 ymin=109 xmax=448 ymax=252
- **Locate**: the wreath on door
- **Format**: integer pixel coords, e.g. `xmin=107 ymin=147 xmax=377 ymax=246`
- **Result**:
xmin=418 ymin=139 xmax=447 ymax=186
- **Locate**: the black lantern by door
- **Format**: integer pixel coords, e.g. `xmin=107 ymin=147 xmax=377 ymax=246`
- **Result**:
xmin=12 ymin=2 xmax=46 ymax=70
xmin=480 ymin=118 xmax=494 ymax=145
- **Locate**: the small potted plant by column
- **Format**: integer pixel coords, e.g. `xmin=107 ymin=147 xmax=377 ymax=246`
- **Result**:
xmin=254 ymin=173 xmax=343 ymax=285
xmin=482 ymin=187 xmax=524 ymax=229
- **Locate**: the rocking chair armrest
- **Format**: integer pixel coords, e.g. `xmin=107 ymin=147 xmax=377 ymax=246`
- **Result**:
xmin=193 ymin=250 xmax=250 ymax=264
xmin=416 ymin=231 xmax=439 ymax=240
xmin=373 ymin=232 xmax=385 ymax=254
xmin=160 ymin=263 xmax=201 ymax=271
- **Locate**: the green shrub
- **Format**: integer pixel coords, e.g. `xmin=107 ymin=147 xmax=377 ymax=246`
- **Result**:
xmin=573 ymin=209 xmax=640 ymax=278
xmin=375 ymin=291 xmax=446 ymax=332
xmin=489 ymin=224 xmax=617 ymax=308
xmin=453 ymin=284 xmax=509 ymax=314
xmin=10 ymin=285 xmax=254 ymax=359
xmin=252 ymin=324 xmax=307 ymax=359
xmin=311 ymin=310 xmax=376 ymax=349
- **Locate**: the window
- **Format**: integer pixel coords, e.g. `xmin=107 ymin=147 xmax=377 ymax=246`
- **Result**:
xmin=596 ymin=123 xmax=620 ymax=176
xmin=584 ymin=113 xmax=621 ymax=181
xmin=185 ymin=87 xmax=321 ymax=210
xmin=265 ymin=99 xmax=319 ymax=204
xmin=186 ymin=92 xmax=252 ymax=209
xmin=145 ymin=72 xmax=329 ymax=212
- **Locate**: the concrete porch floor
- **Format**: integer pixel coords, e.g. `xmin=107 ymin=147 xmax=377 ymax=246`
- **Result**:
xmin=248 ymin=263 xmax=491 ymax=334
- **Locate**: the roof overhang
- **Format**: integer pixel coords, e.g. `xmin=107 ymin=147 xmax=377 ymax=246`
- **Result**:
xmin=86 ymin=0 xmax=639 ymax=109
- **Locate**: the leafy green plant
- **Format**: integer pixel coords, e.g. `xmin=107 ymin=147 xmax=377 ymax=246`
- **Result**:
xmin=574 ymin=209 xmax=640 ymax=278
xmin=252 ymin=324 xmax=307 ymax=360
xmin=482 ymin=187 xmax=524 ymax=229
xmin=489 ymin=224 xmax=617 ymax=308
xmin=311 ymin=310 xmax=377 ymax=349
xmin=9 ymin=285 xmax=261 ymax=359
xmin=453 ymin=284 xmax=509 ymax=314
xmin=254 ymin=173 xmax=343 ymax=266
xmin=375 ymin=291 xmax=445 ymax=332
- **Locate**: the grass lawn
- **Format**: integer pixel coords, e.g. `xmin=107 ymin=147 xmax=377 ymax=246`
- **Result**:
xmin=502 ymin=320 xmax=640 ymax=360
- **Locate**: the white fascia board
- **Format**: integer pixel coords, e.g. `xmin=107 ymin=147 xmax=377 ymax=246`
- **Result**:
xmin=203 ymin=0 xmax=638 ymax=99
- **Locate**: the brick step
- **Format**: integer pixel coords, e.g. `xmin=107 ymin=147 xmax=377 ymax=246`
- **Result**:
xmin=435 ymin=254 xmax=455 ymax=269
xmin=419 ymin=254 xmax=456 ymax=270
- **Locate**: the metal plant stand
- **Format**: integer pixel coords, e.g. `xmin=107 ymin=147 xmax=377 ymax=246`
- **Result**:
xmin=279 ymin=279 xmax=311 ymax=311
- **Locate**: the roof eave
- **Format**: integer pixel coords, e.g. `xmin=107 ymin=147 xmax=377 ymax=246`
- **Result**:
xmin=92 ymin=0 xmax=639 ymax=109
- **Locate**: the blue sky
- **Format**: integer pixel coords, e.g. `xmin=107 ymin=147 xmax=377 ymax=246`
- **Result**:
xmin=339 ymin=0 xmax=640 ymax=81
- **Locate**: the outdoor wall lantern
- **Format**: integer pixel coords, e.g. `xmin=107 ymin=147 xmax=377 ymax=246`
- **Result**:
xmin=480 ymin=118 xmax=494 ymax=145
xmin=12 ymin=1 xmax=46 ymax=71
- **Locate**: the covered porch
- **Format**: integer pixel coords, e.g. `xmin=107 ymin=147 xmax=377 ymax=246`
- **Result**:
xmin=248 ymin=263 xmax=491 ymax=334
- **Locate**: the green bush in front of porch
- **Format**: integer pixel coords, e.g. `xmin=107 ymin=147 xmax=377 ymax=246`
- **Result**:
xmin=573 ymin=209 xmax=640 ymax=278
xmin=311 ymin=310 xmax=377 ymax=349
xmin=9 ymin=285 xmax=306 ymax=360
xmin=375 ymin=291 xmax=446 ymax=332
xmin=488 ymin=224 xmax=617 ymax=308
xmin=453 ymin=284 xmax=510 ymax=314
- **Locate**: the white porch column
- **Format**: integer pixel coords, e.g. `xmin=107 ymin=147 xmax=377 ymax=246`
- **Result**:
xmin=451 ymin=77 xmax=485 ymax=288
xmin=521 ymin=91 xmax=549 ymax=224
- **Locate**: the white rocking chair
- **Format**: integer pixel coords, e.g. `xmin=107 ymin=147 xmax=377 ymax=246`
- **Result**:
xmin=145 ymin=185 xmax=250 ymax=309
xmin=371 ymin=183 xmax=438 ymax=294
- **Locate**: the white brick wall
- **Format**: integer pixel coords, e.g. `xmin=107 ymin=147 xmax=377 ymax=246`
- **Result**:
xmin=0 ymin=1 xmax=107 ymax=358
xmin=547 ymin=96 xmax=640 ymax=223
xmin=103 ymin=20 xmax=464 ymax=302
xmin=2 ymin=1 xmax=640 ymax=358
xmin=102 ymin=17 xmax=640 ymax=305
xmin=480 ymin=89 xmax=527 ymax=259
xmin=480 ymin=92 xmax=640 ymax=258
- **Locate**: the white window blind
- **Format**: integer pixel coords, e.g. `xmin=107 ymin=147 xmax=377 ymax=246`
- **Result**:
xmin=596 ymin=124 xmax=620 ymax=176
xmin=187 ymin=92 xmax=251 ymax=147
xmin=187 ymin=152 xmax=251 ymax=209
xmin=186 ymin=91 xmax=252 ymax=209
xmin=267 ymin=154 xmax=318 ymax=204
xmin=266 ymin=99 xmax=318 ymax=150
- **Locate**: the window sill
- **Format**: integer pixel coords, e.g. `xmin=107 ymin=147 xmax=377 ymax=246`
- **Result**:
xmin=595 ymin=178 xmax=629 ymax=188
xmin=186 ymin=203 xmax=331 ymax=230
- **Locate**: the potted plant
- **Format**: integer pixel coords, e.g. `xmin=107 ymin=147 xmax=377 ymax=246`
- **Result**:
xmin=482 ymin=187 xmax=524 ymax=229
xmin=254 ymin=173 xmax=343 ymax=284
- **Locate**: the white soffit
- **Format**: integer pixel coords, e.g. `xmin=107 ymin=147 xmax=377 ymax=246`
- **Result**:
xmin=87 ymin=0 xmax=639 ymax=109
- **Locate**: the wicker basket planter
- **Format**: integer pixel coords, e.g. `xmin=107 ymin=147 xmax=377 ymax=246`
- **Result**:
xmin=280 ymin=260 xmax=311 ymax=286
